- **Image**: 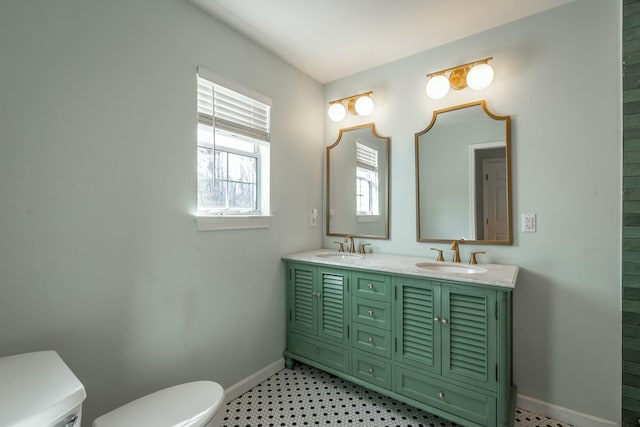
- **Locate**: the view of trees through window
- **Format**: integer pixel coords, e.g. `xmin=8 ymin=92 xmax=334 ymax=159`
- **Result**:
xmin=197 ymin=131 xmax=259 ymax=212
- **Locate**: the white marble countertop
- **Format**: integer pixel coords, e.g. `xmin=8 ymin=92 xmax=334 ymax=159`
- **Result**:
xmin=283 ymin=249 xmax=518 ymax=289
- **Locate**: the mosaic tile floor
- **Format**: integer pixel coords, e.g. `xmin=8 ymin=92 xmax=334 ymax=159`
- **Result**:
xmin=221 ymin=363 xmax=572 ymax=427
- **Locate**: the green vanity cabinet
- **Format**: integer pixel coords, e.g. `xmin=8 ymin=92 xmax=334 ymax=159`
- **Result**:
xmin=395 ymin=277 xmax=497 ymax=391
xmin=394 ymin=277 xmax=441 ymax=373
xmin=350 ymin=271 xmax=394 ymax=389
xmin=286 ymin=262 xmax=350 ymax=374
xmin=394 ymin=277 xmax=502 ymax=426
xmin=284 ymin=259 xmax=515 ymax=427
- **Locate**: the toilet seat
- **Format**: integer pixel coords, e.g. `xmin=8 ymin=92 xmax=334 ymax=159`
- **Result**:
xmin=92 ymin=380 xmax=224 ymax=427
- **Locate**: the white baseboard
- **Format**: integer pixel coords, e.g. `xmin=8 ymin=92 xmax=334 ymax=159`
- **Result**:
xmin=224 ymin=358 xmax=285 ymax=402
xmin=517 ymin=394 xmax=618 ymax=427
xmin=210 ymin=358 xmax=284 ymax=427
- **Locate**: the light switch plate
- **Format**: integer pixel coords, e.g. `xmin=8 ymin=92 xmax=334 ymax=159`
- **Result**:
xmin=310 ymin=208 xmax=318 ymax=227
xmin=522 ymin=213 xmax=536 ymax=233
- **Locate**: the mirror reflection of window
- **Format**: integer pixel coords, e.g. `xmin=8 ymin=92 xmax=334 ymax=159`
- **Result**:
xmin=356 ymin=141 xmax=379 ymax=216
xmin=326 ymin=123 xmax=390 ymax=239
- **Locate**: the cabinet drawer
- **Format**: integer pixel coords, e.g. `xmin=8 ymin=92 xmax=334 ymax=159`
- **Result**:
xmin=290 ymin=333 xmax=348 ymax=374
xmin=352 ymin=272 xmax=391 ymax=302
xmin=352 ymin=323 xmax=392 ymax=358
xmin=352 ymin=298 xmax=391 ymax=330
xmin=395 ymin=367 xmax=496 ymax=426
xmin=352 ymin=353 xmax=392 ymax=390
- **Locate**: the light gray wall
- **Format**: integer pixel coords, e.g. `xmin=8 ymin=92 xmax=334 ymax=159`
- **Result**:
xmin=418 ymin=111 xmax=505 ymax=240
xmin=323 ymin=0 xmax=621 ymax=423
xmin=0 ymin=0 xmax=323 ymax=424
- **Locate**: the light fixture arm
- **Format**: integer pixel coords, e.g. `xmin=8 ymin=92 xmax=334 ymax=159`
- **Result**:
xmin=425 ymin=57 xmax=493 ymax=78
xmin=424 ymin=56 xmax=494 ymax=99
xmin=327 ymin=91 xmax=375 ymax=121
xmin=328 ymin=91 xmax=374 ymax=105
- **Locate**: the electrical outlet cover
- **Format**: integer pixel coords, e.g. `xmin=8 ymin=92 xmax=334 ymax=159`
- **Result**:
xmin=521 ymin=213 xmax=536 ymax=233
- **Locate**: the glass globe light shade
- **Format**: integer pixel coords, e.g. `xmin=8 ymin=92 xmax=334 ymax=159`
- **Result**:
xmin=354 ymin=95 xmax=374 ymax=116
xmin=425 ymin=75 xmax=450 ymax=99
xmin=328 ymin=103 xmax=346 ymax=122
xmin=466 ymin=63 xmax=494 ymax=90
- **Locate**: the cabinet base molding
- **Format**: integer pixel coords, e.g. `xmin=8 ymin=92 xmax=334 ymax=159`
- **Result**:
xmin=516 ymin=394 xmax=617 ymax=427
xmin=285 ymin=354 xmax=491 ymax=426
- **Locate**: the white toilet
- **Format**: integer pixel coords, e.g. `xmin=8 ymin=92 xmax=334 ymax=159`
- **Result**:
xmin=0 ymin=351 xmax=225 ymax=427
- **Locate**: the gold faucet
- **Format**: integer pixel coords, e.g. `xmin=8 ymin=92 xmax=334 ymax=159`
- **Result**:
xmin=343 ymin=235 xmax=356 ymax=253
xmin=430 ymin=248 xmax=444 ymax=262
xmin=469 ymin=251 xmax=486 ymax=265
xmin=450 ymin=240 xmax=461 ymax=263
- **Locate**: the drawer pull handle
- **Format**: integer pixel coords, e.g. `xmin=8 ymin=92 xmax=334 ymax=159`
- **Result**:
xmin=315 ymin=348 xmax=320 ymax=355
xmin=367 ymin=284 xmax=374 ymax=289
xmin=441 ymin=318 xmax=449 ymax=325
xmin=367 ymin=368 xmax=374 ymax=374
xmin=367 ymin=310 xmax=374 ymax=317
xmin=438 ymin=391 xmax=445 ymax=399
xmin=368 ymin=337 xmax=374 ymax=343
xmin=433 ymin=317 xmax=440 ymax=323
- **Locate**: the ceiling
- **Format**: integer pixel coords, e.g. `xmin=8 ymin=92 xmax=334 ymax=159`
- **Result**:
xmin=190 ymin=0 xmax=575 ymax=84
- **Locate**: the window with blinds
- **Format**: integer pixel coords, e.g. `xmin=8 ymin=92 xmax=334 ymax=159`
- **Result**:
xmin=356 ymin=142 xmax=379 ymax=215
xmin=196 ymin=68 xmax=271 ymax=215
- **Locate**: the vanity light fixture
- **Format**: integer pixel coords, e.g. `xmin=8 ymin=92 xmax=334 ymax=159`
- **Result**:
xmin=425 ymin=57 xmax=494 ymax=100
xmin=327 ymin=91 xmax=374 ymax=122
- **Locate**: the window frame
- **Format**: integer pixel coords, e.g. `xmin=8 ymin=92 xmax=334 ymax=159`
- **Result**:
xmin=355 ymin=141 xmax=380 ymax=217
xmin=195 ymin=67 xmax=273 ymax=231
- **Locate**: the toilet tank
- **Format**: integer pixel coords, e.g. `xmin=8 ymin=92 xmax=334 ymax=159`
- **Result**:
xmin=0 ymin=351 xmax=86 ymax=427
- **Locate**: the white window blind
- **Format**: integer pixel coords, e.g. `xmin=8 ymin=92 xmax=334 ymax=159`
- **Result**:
xmin=356 ymin=142 xmax=378 ymax=171
xmin=197 ymin=73 xmax=271 ymax=142
xmin=197 ymin=77 xmax=214 ymax=127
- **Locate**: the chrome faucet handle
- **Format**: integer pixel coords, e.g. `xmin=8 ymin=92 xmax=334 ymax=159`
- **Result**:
xmin=469 ymin=251 xmax=486 ymax=265
xmin=333 ymin=241 xmax=346 ymax=253
xmin=430 ymin=248 xmax=444 ymax=262
xmin=359 ymin=243 xmax=371 ymax=254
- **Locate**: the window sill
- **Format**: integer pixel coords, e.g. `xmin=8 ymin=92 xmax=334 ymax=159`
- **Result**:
xmin=196 ymin=214 xmax=273 ymax=231
xmin=357 ymin=215 xmax=381 ymax=223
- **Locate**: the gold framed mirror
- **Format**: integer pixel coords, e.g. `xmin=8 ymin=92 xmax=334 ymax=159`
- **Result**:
xmin=415 ymin=100 xmax=512 ymax=244
xmin=327 ymin=123 xmax=390 ymax=239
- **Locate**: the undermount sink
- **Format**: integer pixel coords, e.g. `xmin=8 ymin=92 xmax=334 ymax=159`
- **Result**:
xmin=315 ymin=252 xmax=362 ymax=259
xmin=415 ymin=262 xmax=487 ymax=274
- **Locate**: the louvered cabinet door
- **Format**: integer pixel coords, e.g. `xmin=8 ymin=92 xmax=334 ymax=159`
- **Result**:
xmin=441 ymin=284 xmax=497 ymax=391
xmin=288 ymin=264 xmax=317 ymax=335
xmin=395 ymin=278 xmax=441 ymax=374
xmin=317 ymin=268 xmax=349 ymax=344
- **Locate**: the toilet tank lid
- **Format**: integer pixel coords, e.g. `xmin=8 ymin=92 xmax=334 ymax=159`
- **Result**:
xmin=0 ymin=351 xmax=86 ymax=427
xmin=93 ymin=381 xmax=224 ymax=427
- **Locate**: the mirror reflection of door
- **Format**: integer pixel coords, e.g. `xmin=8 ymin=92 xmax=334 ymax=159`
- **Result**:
xmin=470 ymin=143 xmax=507 ymax=240
xmin=483 ymin=157 xmax=508 ymax=240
